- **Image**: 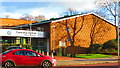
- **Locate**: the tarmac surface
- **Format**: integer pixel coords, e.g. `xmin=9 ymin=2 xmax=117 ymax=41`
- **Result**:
xmin=54 ymin=56 xmax=119 ymax=66
xmin=55 ymin=62 xmax=119 ymax=68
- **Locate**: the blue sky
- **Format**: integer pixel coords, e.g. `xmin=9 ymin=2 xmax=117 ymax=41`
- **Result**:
xmin=1 ymin=0 xmax=96 ymax=19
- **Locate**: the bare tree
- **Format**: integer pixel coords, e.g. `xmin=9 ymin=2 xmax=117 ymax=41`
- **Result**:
xmin=95 ymin=0 xmax=119 ymax=24
xmin=95 ymin=0 xmax=119 ymax=39
xmin=90 ymin=15 xmax=111 ymax=45
xmin=54 ymin=16 xmax=85 ymax=57
xmin=20 ymin=14 xmax=33 ymax=20
xmin=4 ymin=15 xmax=10 ymax=18
xmin=20 ymin=14 xmax=46 ymax=21
xmin=66 ymin=18 xmax=83 ymax=47
xmin=34 ymin=15 xmax=46 ymax=21
xmin=59 ymin=8 xmax=79 ymax=17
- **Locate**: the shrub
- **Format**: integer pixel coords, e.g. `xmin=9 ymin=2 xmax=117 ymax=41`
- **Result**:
xmin=22 ymin=44 xmax=32 ymax=49
xmin=102 ymin=39 xmax=118 ymax=53
xmin=87 ymin=43 xmax=103 ymax=53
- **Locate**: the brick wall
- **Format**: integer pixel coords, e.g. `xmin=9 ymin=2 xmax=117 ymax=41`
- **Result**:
xmin=50 ymin=14 xmax=116 ymax=54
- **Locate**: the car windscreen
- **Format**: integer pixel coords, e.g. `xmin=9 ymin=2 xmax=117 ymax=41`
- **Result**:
xmin=1 ymin=50 xmax=12 ymax=55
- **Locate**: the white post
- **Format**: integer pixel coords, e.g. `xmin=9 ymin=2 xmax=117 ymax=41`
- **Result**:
xmin=42 ymin=51 xmax=44 ymax=55
xmin=47 ymin=52 xmax=49 ymax=56
xmin=36 ymin=50 xmax=38 ymax=53
xmin=51 ymin=53 xmax=54 ymax=58
xmin=39 ymin=50 xmax=41 ymax=54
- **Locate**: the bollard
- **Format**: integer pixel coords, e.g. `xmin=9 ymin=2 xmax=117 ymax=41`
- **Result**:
xmin=42 ymin=51 xmax=44 ymax=55
xmin=39 ymin=50 xmax=41 ymax=54
xmin=36 ymin=50 xmax=38 ymax=53
xmin=51 ymin=53 xmax=54 ymax=58
xmin=47 ymin=52 xmax=49 ymax=56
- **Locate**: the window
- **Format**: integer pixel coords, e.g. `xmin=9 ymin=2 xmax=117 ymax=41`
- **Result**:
xmin=24 ymin=51 xmax=37 ymax=57
xmin=37 ymin=27 xmax=44 ymax=31
xmin=14 ymin=51 xmax=24 ymax=55
xmin=1 ymin=50 xmax=12 ymax=55
xmin=14 ymin=50 xmax=38 ymax=57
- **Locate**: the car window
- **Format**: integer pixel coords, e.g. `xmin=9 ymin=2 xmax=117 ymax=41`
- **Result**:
xmin=24 ymin=51 xmax=38 ymax=57
xmin=14 ymin=51 xmax=24 ymax=55
xmin=1 ymin=50 xmax=12 ymax=55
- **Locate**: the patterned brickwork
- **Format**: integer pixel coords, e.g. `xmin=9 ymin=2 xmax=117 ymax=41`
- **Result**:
xmin=50 ymin=14 xmax=116 ymax=53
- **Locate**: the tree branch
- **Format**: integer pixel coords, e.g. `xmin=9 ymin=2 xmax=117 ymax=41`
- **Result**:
xmin=75 ymin=16 xmax=84 ymax=35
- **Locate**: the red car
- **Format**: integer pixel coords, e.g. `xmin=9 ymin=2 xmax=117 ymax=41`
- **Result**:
xmin=0 ymin=49 xmax=56 ymax=68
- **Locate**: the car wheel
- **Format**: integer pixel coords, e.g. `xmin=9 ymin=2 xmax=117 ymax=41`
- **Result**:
xmin=4 ymin=61 xmax=15 ymax=68
xmin=42 ymin=60 xmax=52 ymax=68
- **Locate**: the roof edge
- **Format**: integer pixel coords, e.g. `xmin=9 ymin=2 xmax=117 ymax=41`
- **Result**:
xmin=51 ymin=12 xmax=115 ymax=26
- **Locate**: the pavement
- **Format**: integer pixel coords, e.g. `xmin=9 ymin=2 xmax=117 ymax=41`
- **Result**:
xmin=54 ymin=56 xmax=119 ymax=66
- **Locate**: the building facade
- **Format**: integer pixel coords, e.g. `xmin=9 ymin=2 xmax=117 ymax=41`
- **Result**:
xmin=0 ymin=18 xmax=49 ymax=52
xmin=0 ymin=13 xmax=117 ymax=54
xmin=50 ymin=13 xmax=116 ymax=54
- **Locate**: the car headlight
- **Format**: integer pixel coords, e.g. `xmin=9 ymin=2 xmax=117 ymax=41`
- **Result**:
xmin=51 ymin=59 xmax=56 ymax=63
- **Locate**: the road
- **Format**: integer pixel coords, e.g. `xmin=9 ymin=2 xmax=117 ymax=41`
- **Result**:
xmin=56 ymin=58 xmax=118 ymax=66
xmin=0 ymin=57 xmax=119 ymax=68
xmin=55 ymin=62 xmax=119 ymax=68
xmin=0 ymin=63 xmax=119 ymax=68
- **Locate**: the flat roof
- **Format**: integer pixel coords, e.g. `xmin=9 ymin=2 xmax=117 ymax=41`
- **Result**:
xmin=0 ymin=18 xmax=36 ymax=27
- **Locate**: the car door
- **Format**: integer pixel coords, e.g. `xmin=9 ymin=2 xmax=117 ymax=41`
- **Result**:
xmin=12 ymin=50 xmax=29 ymax=66
xmin=23 ymin=50 xmax=44 ymax=66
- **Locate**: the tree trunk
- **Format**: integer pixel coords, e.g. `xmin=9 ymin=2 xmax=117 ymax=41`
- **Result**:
xmin=70 ymin=42 xmax=76 ymax=57
xmin=90 ymin=39 xmax=94 ymax=45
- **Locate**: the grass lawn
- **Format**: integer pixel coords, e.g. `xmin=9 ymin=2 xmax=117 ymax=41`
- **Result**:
xmin=75 ymin=54 xmax=114 ymax=58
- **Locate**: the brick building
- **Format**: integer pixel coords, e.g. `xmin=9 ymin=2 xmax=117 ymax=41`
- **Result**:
xmin=0 ymin=12 xmax=117 ymax=54
xmin=50 ymin=13 xmax=116 ymax=54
